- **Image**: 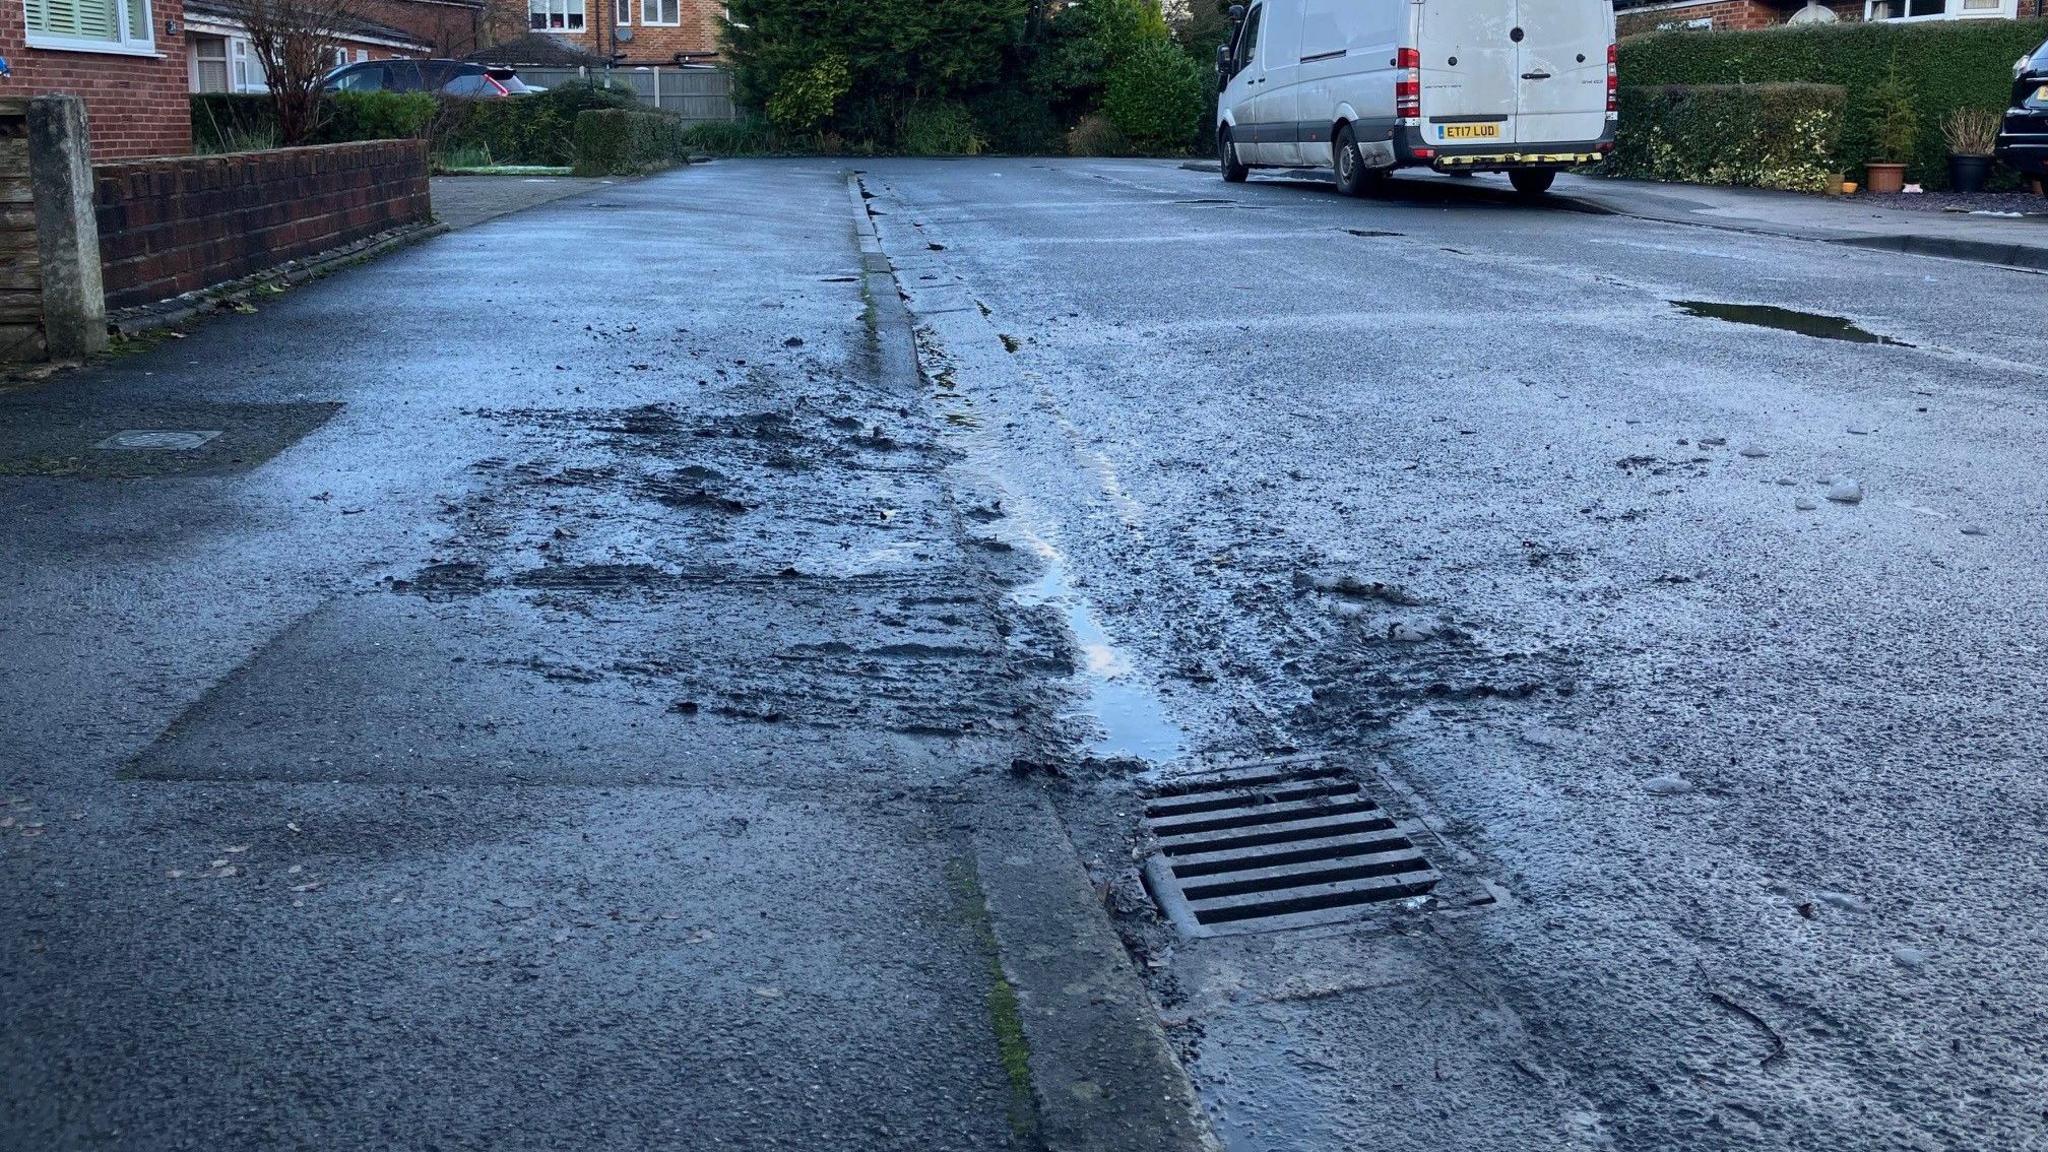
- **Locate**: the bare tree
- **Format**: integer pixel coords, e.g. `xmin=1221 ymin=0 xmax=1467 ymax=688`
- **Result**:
xmin=232 ymin=0 xmax=362 ymax=146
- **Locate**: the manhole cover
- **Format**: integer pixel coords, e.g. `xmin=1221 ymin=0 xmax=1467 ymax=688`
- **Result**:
xmin=1141 ymin=757 xmax=1438 ymax=937
xmin=94 ymin=430 xmax=223 ymax=451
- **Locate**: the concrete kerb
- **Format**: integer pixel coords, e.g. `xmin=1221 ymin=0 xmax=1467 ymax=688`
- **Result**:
xmin=845 ymin=168 xmax=1221 ymax=1152
xmin=107 ymin=220 xmax=450 ymax=339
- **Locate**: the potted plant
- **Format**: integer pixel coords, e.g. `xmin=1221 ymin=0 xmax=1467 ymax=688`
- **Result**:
xmin=1941 ymin=107 xmax=2001 ymax=193
xmin=1864 ymin=67 xmax=1918 ymax=195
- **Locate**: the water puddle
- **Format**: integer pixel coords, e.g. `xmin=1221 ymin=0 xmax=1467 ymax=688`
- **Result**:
xmin=1672 ymin=301 xmax=1914 ymax=347
xmin=1011 ymin=532 xmax=1186 ymax=763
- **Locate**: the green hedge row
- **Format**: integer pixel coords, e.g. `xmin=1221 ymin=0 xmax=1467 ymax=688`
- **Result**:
xmin=1618 ymin=19 xmax=2048 ymax=187
xmin=571 ymin=108 xmax=691 ymax=175
xmin=190 ymin=85 xmax=643 ymax=166
xmin=1608 ymin=83 xmax=1847 ymax=192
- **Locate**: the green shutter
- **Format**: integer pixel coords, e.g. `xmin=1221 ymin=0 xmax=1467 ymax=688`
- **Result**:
xmin=125 ymin=0 xmax=151 ymax=42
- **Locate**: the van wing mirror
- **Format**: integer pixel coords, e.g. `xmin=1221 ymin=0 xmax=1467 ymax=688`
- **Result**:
xmin=1217 ymin=43 xmax=1232 ymax=77
xmin=1228 ymin=3 xmax=1245 ymax=19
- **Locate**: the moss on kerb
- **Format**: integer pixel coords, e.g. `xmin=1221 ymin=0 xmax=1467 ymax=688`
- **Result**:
xmin=946 ymin=857 xmax=1042 ymax=1146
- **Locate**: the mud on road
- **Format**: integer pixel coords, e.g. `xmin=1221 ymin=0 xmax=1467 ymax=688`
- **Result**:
xmin=858 ymin=157 xmax=2048 ymax=1152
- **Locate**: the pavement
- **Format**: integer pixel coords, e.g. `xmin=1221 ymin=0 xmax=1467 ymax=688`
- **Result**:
xmin=1554 ymin=173 xmax=2048 ymax=271
xmin=1182 ymin=159 xmax=2048 ymax=271
xmin=0 ymin=161 xmax=1207 ymax=1151
xmin=7 ymin=155 xmax=2048 ymax=1152
xmin=429 ymin=173 xmax=622 ymax=230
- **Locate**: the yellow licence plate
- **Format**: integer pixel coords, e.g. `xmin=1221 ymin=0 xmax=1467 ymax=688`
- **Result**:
xmin=2037 ymin=84 xmax=2048 ymax=102
xmin=1440 ymin=123 xmax=1502 ymax=141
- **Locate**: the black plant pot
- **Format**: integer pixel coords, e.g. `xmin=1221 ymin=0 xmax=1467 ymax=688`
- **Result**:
xmin=1949 ymin=154 xmax=1992 ymax=194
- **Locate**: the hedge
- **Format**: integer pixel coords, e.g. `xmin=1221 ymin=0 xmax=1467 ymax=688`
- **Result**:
xmin=192 ymin=84 xmax=641 ymax=166
xmin=1607 ymin=83 xmax=1847 ymax=192
xmin=1618 ymin=19 xmax=2048 ymax=188
xmin=571 ymin=108 xmax=691 ymax=175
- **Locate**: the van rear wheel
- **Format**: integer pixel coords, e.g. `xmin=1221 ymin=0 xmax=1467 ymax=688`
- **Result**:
xmin=1509 ymin=169 xmax=1556 ymax=196
xmin=1334 ymin=125 xmax=1374 ymax=197
xmin=1219 ymin=127 xmax=1249 ymax=184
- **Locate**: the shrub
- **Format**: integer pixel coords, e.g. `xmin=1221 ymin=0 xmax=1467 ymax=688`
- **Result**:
xmin=903 ymin=100 xmax=986 ymax=155
xmin=1942 ymin=106 xmax=2003 ymax=157
xmin=766 ymin=55 xmax=852 ymax=133
xmin=326 ymin=91 xmax=438 ymax=142
xmin=571 ymin=108 xmax=690 ymax=175
xmin=1607 ymin=83 xmax=1846 ymax=193
xmin=1618 ymin=19 xmax=2048 ymax=187
xmin=1034 ymin=0 xmax=1173 ymax=120
xmin=1067 ymin=113 xmax=1130 ymax=157
xmin=969 ymin=89 xmax=1061 ymax=154
xmin=681 ymin=117 xmax=784 ymax=155
xmin=440 ymin=84 xmax=640 ymax=167
xmin=192 ymin=94 xmax=278 ymax=152
xmin=1102 ymin=40 xmax=1209 ymax=154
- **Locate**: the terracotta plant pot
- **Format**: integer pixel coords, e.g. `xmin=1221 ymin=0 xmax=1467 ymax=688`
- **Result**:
xmin=1841 ymin=181 xmax=1859 ymax=195
xmin=1865 ymin=162 xmax=1907 ymax=195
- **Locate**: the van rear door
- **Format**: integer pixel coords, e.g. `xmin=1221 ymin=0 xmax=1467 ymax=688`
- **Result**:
xmin=1514 ymin=0 xmax=1612 ymax=146
xmin=1415 ymin=2 xmax=1518 ymax=150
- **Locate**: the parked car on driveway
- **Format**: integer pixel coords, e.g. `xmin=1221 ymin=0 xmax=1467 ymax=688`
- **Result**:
xmin=1215 ymin=0 xmax=1617 ymax=197
xmin=1997 ymin=38 xmax=2048 ymax=194
xmin=323 ymin=60 xmax=537 ymax=97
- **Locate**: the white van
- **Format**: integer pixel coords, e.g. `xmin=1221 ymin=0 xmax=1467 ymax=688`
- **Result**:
xmin=1215 ymin=0 xmax=1616 ymax=196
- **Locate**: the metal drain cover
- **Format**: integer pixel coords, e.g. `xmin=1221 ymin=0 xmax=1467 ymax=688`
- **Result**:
xmin=94 ymin=430 xmax=223 ymax=451
xmin=1141 ymin=757 xmax=1439 ymax=937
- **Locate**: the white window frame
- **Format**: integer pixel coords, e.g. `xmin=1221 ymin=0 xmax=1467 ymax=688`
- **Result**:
xmin=639 ymin=0 xmax=678 ymax=26
xmin=614 ymin=0 xmax=630 ymax=26
xmin=230 ymin=36 xmax=266 ymax=92
xmin=529 ymin=0 xmax=586 ymax=32
xmin=24 ymin=0 xmax=160 ymax=57
xmin=1864 ymin=0 xmax=2016 ymax=19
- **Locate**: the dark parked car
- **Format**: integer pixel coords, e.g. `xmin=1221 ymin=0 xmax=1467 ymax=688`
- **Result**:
xmin=1997 ymin=38 xmax=2048 ymax=194
xmin=322 ymin=59 xmax=537 ymax=97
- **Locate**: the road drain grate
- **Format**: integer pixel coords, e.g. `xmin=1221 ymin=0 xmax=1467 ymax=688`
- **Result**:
xmin=1140 ymin=757 xmax=1438 ymax=936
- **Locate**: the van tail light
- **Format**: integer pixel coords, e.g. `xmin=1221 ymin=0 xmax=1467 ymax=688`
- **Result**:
xmin=1606 ymin=43 xmax=1618 ymax=116
xmin=1396 ymin=47 xmax=1422 ymax=123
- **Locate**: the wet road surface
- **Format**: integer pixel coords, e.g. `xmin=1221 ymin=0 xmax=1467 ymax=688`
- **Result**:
xmin=856 ymin=158 xmax=2048 ymax=1152
xmin=6 ymin=155 xmax=2047 ymax=1152
xmin=2 ymin=164 xmax=1048 ymax=1151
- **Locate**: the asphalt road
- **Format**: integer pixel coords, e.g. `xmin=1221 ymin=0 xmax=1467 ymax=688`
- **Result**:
xmin=5 ymin=156 xmax=2046 ymax=1152
xmin=854 ymin=158 xmax=2048 ymax=1152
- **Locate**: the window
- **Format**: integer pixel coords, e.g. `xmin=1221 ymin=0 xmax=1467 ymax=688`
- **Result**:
xmin=1867 ymin=0 xmax=2015 ymax=18
xmin=614 ymin=0 xmax=629 ymax=25
xmin=640 ymin=0 xmax=677 ymax=24
xmin=329 ymin=61 xmax=384 ymax=89
xmin=529 ymin=0 xmax=585 ymax=31
xmin=24 ymin=0 xmax=156 ymax=54
xmin=193 ymin=34 xmax=229 ymax=92
xmin=1232 ymin=5 xmax=1262 ymax=77
xmin=230 ymin=37 xmax=264 ymax=91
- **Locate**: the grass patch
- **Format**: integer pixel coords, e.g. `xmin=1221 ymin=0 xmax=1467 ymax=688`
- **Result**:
xmin=946 ymin=857 xmax=1041 ymax=1145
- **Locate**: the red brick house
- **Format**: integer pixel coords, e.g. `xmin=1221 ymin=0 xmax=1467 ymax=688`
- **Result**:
xmin=1617 ymin=0 xmax=2045 ymax=36
xmin=183 ymin=0 xmax=431 ymax=93
xmin=0 ymin=0 xmax=194 ymax=157
xmin=481 ymin=0 xmax=719 ymax=67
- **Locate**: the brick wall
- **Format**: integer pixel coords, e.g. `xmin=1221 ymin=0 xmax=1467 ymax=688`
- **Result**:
xmin=0 ymin=0 xmax=192 ymax=159
xmin=499 ymin=0 xmax=722 ymax=65
xmin=94 ymin=139 xmax=431 ymax=309
xmin=1618 ymin=0 xmax=1867 ymax=36
xmin=357 ymin=0 xmax=486 ymax=57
